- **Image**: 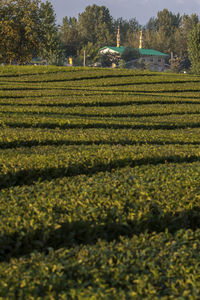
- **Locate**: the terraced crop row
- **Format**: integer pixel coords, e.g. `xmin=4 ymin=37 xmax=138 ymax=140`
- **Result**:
xmin=0 ymin=66 xmax=200 ymax=299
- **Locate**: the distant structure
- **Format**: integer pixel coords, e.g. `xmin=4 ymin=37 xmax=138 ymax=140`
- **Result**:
xmin=117 ymin=26 xmax=120 ymax=48
xmin=99 ymin=28 xmax=168 ymax=71
xmin=139 ymin=30 xmax=143 ymax=49
xmin=69 ymin=57 xmax=73 ymax=66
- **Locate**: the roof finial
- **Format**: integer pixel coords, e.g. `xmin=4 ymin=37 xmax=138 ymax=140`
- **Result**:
xmin=139 ymin=30 xmax=143 ymax=49
xmin=117 ymin=26 xmax=120 ymax=47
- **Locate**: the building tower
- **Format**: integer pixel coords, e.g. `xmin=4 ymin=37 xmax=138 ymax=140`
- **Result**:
xmin=117 ymin=26 xmax=120 ymax=47
xmin=139 ymin=30 xmax=143 ymax=49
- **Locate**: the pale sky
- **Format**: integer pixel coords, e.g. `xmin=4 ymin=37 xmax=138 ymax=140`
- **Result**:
xmin=47 ymin=0 xmax=200 ymax=25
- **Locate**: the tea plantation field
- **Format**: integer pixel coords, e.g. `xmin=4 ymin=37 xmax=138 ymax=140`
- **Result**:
xmin=0 ymin=65 xmax=200 ymax=299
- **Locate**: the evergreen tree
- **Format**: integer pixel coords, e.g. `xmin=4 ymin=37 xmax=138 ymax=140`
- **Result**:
xmin=145 ymin=17 xmax=158 ymax=31
xmin=144 ymin=9 xmax=181 ymax=54
xmin=172 ymin=14 xmax=199 ymax=70
xmin=157 ymin=9 xmax=181 ymax=36
xmin=188 ymin=23 xmax=200 ymax=74
xmin=114 ymin=17 xmax=140 ymax=46
xmin=77 ymin=42 xmax=99 ymax=66
xmin=78 ymin=5 xmax=114 ymax=48
xmin=59 ymin=17 xmax=79 ymax=57
xmin=39 ymin=1 xmax=64 ymax=65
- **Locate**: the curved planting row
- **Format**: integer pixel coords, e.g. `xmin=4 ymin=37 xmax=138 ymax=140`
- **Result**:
xmin=1 ymin=66 xmax=200 ymax=299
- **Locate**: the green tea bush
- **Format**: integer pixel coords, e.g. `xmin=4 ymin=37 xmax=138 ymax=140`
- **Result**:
xmin=0 ymin=66 xmax=200 ymax=298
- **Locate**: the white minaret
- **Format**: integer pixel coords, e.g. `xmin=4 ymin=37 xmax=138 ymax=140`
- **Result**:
xmin=117 ymin=26 xmax=120 ymax=47
xmin=139 ymin=30 xmax=143 ymax=49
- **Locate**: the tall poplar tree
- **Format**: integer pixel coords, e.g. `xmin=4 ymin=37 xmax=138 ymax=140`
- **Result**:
xmin=78 ymin=5 xmax=114 ymax=48
xmin=39 ymin=1 xmax=64 ymax=65
xmin=188 ymin=23 xmax=200 ymax=74
xmin=59 ymin=17 xmax=79 ymax=57
xmin=144 ymin=9 xmax=181 ymax=54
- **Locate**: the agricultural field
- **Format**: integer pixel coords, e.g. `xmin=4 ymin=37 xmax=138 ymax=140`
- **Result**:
xmin=0 ymin=65 xmax=200 ymax=299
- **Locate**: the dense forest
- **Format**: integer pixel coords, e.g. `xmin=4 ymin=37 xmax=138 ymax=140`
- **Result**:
xmin=0 ymin=0 xmax=200 ymax=73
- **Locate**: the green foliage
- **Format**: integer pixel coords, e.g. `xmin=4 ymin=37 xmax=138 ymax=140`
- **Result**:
xmin=39 ymin=1 xmax=64 ymax=65
xmin=78 ymin=5 xmax=114 ymax=48
xmin=59 ymin=17 xmax=79 ymax=57
xmin=144 ymin=9 xmax=181 ymax=54
xmin=114 ymin=17 xmax=141 ymax=46
xmin=0 ymin=0 xmax=64 ymax=65
xmin=0 ymin=66 xmax=200 ymax=298
xmin=157 ymin=8 xmax=181 ymax=36
xmin=59 ymin=4 xmax=115 ymax=59
xmin=0 ymin=1 xmax=199 ymax=71
xmin=121 ymin=47 xmax=140 ymax=62
xmin=173 ymin=14 xmax=199 ymax=59
xmin=188 ymin=23 xmax=200 ymax=74
xmin=0 ymin=0 xmax=42 ymax=64
xmin=77 ymin=42 xmax=99 ymax=66
xmin=143 ymin=11 xmax=199 ymax=71
xmin=169 ymin=56 xmax=185 ymax=73
xmin=100 ymin=52 xmax=121 ymax=67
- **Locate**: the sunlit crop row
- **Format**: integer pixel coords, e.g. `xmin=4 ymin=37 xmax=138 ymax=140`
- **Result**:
xmin=0 ymin=66 xmax=200 ymax=298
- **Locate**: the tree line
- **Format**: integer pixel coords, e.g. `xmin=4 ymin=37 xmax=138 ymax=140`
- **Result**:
xmin=0 ymin=0 xmax=200 ymax=73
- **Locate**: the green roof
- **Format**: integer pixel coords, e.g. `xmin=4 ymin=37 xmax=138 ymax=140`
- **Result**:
xmin=99 ymin=46 xmax=125 ymax=54
xmin=139 ymin=48 xmax=168 ymax=56
xmin=99 ymin=46 xmax=168 ymax=57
